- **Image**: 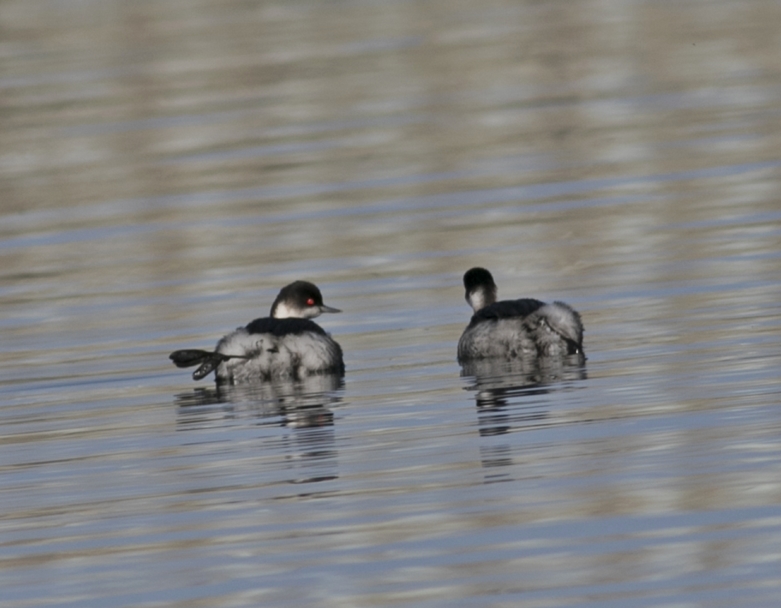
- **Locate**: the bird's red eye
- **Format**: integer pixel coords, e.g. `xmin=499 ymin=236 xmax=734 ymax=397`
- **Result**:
xmin=306 ymin=297 xmax=315 ymax=306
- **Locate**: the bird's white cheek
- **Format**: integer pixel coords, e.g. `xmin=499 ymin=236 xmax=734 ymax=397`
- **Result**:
xmin=273 ymin=302 xmax=293 ymax=319
xmin=468 ymin=292 xmax=485 ymax=312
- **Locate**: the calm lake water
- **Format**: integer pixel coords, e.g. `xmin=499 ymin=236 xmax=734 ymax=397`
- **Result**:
xmin=2 ymin=0 xmax=781 ymax=606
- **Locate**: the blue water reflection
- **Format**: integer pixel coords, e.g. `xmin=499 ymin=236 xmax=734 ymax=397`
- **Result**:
xmin=2 ymin=0 xmax=781 ymax=606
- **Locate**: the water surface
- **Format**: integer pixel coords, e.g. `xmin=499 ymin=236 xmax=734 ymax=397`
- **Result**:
xmin=2 ymin=0 xmax=781 ymax=606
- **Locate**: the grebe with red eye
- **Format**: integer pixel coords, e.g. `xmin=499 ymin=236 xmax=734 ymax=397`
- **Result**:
xmin=170 ymin=281 xmax=344 ymax=384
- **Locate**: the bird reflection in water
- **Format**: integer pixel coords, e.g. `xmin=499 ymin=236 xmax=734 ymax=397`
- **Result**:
xmin=461 ymin=354 xmax=586 ymax=483
xmin=176 ymin=373 xmax=343 ymax=427
xmin=175 ymin=373 xmax=344 ymax=485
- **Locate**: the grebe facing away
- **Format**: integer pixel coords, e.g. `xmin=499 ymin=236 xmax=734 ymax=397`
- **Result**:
xmin=170 ymin=281 xmax=344 ymax=384
xmin=457 ymin=267 xmax=584 ymax=362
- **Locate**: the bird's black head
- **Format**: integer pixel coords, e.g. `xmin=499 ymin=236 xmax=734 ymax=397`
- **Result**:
xmin=463 ymin=267 xmax=497 ymax=312
xmin=271 ymin=281 xmax=341 ymax=319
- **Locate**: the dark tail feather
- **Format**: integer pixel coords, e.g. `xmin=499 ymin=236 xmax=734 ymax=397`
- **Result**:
xmin=169 ymin=349 xmax=217 ymax=368
xmin=192 ymin=356 xmax=225 ymax=380
xmin=170 ymin=349 xmax=250 ymax=381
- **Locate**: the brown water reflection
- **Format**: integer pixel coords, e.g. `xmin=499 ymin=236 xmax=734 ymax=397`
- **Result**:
xmin=2 ymin=0 xmax=781 ymax=606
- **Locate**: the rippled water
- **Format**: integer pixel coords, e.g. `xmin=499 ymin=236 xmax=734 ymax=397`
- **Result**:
xmin=2 ymin=0 xmax=781 ymax=606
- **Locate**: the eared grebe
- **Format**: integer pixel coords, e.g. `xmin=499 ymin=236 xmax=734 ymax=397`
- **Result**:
xmin=457 ymin=267 xmax=584 ymax=362
xmin=170 ymin=281 xmax=344 ymax=384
